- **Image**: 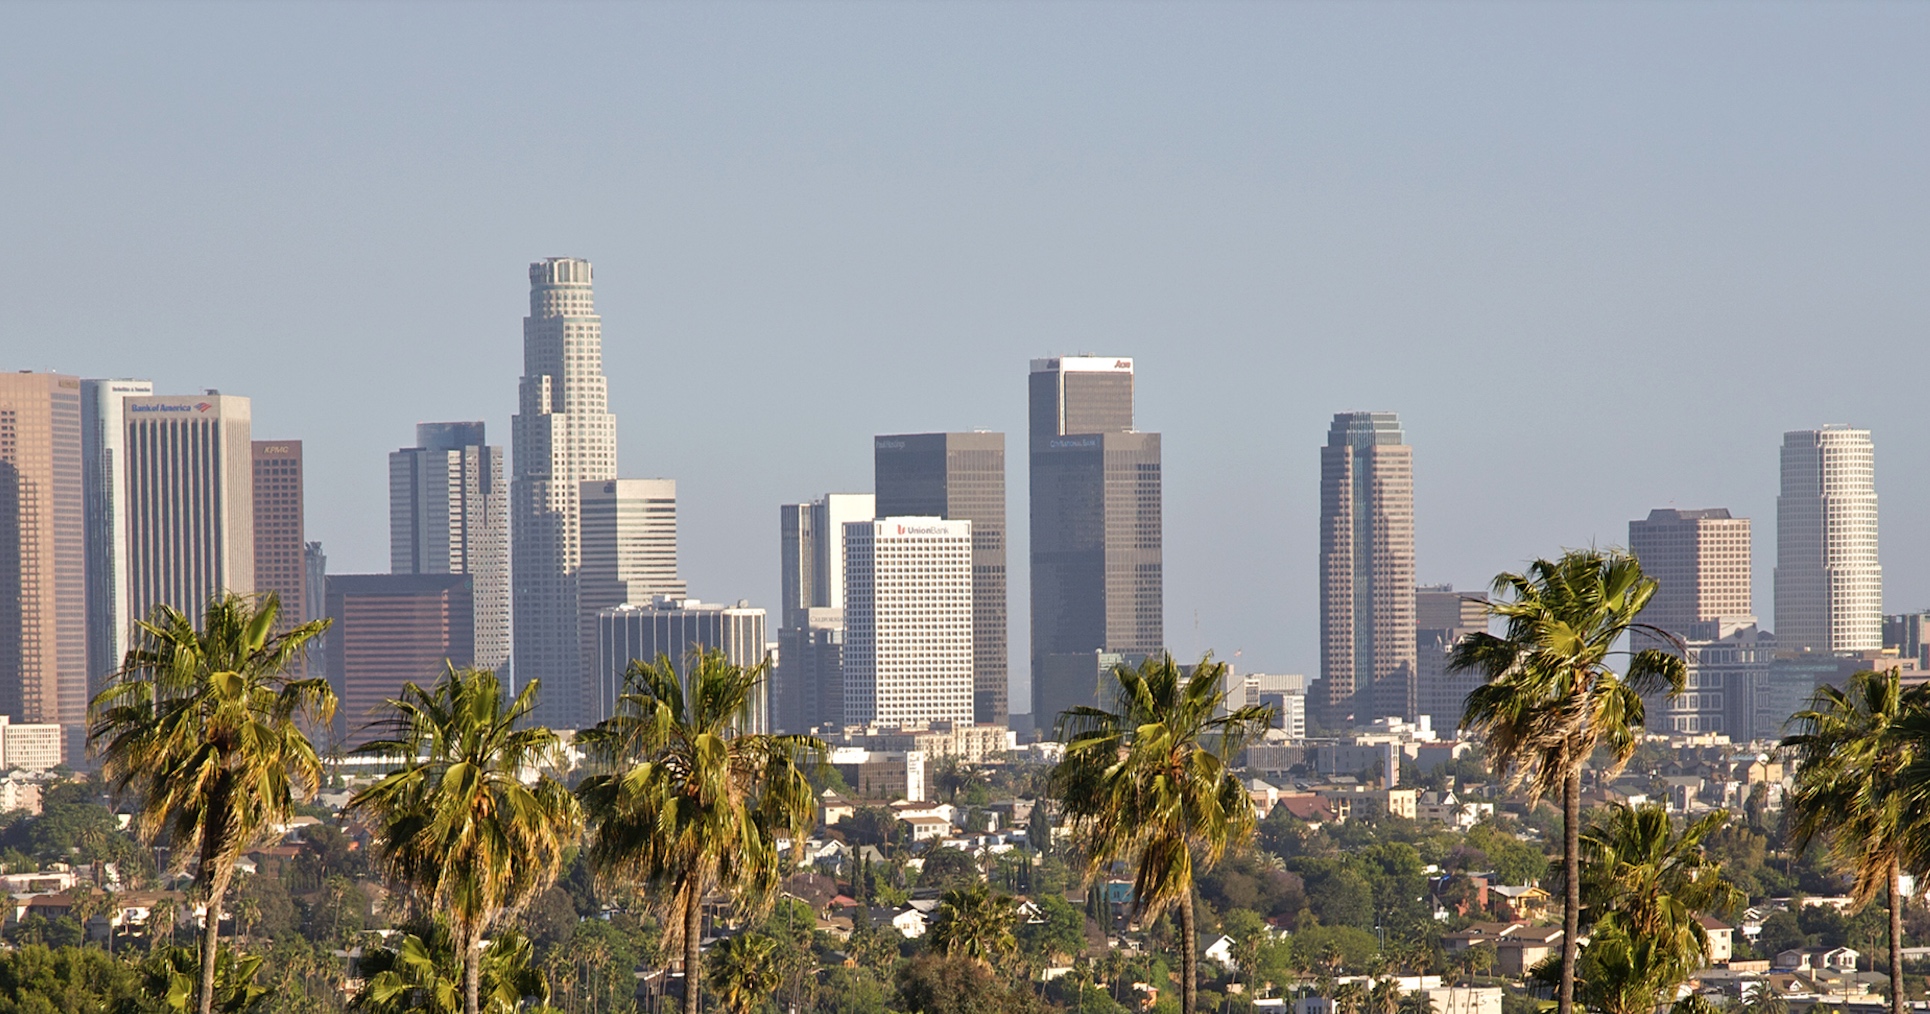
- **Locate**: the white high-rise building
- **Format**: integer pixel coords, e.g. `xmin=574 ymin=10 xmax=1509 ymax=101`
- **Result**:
xmin=81 ymin=378 xmax=154 ymax=686
xmin=1775 ymin=427 xmax=1881 ymax=654
xmin=597 ymin=598 xmax=766 ymax=731
xmin=122 ymin=394 xmax=254 ymax=630
xmin=511 ymin=257 xmax=619 ymax=730
xmin=390 ymin=422 xmax=510 ymax=674
xmin=842 ymin=517 xmax=974 ymax=726
xmin=579 ymin=479 xmax=687 ymax=723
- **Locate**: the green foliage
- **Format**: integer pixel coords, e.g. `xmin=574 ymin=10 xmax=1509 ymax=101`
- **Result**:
xmin=1461 ymin=821 xmax=1551 ymax=887
xmin=1016 ymin=892 xmax=1087 ymax=963
xmin=0 ymin=942 xmax=154 ymax=1014
xmin=1289 ymin=924 xmax=1379 ymax=973
xmin=917 ymin=848 xmax=981 ymax=892
xmin=926 ymin=881 xmax=1019 ymax=966
xmin=140 ymin=944 xmax=269 ymax=1014
xmin=351 ymin=923 xmax=547 ymax=1014
xmin=894 ymin=954 xmax=1042 ymax=1014
xmin=818 ymin=966 xmax=892 ymax=1014
xmin=709 ymin=933 xmax=781 ymax=1014
xmin=1195 ymin=852 xmax=1308 ymax=925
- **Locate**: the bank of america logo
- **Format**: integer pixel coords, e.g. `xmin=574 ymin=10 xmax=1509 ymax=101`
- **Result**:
xmin=196 ymin=402 xmax=212 ymax=412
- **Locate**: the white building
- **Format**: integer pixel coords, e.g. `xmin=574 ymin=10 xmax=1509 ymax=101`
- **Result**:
xmin=122 ymin=393 xmax=254 ymax=627
xmin=597 ymin=598 xmax=766 ymax=730
xmin=389 ymin=422 xmax=510 ymax=674
xmin=842 ymin=518 xmax=974 ymax=726
xmin=511 ymin=258 xmax=620 ymax=730
xmin=1244 ymin=673 xmax=1308 ymax=740
xmin=1775 ymin=427 xmax=1880 ymax=654
xmin=579 ymin=478 xmax=687 ymax=720
xmin=81 ymin=378 xmax=154 ymax=690
xmin=0 ymin=716 xmax=65 ymax=773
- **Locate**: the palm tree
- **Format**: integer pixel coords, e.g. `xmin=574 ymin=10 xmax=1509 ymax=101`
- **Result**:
xmin=576 ymin=649 xmax=821 ymax=1014
xmin=1447 ymin=550 xmax=1686 ymax=1014
xmin=927 ymin=880 xmax=1019 ymax=967
xmin=348 ymin=666 xmax=580 ymax=1014
xmin=1569 ymin=923 xmax=1678 ymax=1014
xmin=709 ymin=933 xmax=781 ymax=1014
xmin=90 ymin=592 xmax=334 ymax=1014
xmin=1785 ymin=667 xmax=1930 ymax=1014
xmin=352 ymin=922 xmax=549 ymax=1014
xmin=1053 ymin=653 xmax=1276 ymax=1014
xmin=1575 ymin=804 xmax=1743 ymax=1006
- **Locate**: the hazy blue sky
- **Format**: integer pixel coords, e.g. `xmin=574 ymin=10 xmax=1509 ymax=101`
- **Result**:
xmin=6 ymin=3 xmax=1927 ymax=712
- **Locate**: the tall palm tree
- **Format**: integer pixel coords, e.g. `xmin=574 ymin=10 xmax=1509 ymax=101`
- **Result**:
xmin=1575 ymin=804 xmax=1743 ymax=1005
xmin=90 ymin=592 xmax=334 ymax=1014
xmin=1789 ymin=667 xmax=1930 ymax=1014
xmin=1448 ymin=550 xmax=1685 ymax=1014
xmin=708 ymin=933 xmax=781 ymax=1014
xmin=576 ymin=649 xmax=821 ymax=1014
xmin=349 ymin=666 xmax=580 ymax=1014
xmin=927 ymin=880 xmax=1019 ymax=967
xmin=1053 ymin=653 xmax=1275 ymax=1014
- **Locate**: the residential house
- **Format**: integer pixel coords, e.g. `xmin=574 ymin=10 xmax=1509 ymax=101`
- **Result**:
xmin=1699 ymin=915 xmax=1734 ymax=965
xmin=1490 ymin=885 xmax=1551 ymax=922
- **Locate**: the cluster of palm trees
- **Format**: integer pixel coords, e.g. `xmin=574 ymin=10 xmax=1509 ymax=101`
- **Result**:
xmin=90 ymin=592 xmax=817 ymax=1014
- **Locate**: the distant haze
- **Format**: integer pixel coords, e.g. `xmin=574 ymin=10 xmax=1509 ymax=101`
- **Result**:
xmin=5 ymin=3 xmax=1928 ymax=712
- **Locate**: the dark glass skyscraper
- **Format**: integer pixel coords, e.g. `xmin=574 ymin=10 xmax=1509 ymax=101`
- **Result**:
xmin=1028 ymin=357 xmax=1163 ymax=727
xmin=875 ymin=432 xmax=1008 ymax=726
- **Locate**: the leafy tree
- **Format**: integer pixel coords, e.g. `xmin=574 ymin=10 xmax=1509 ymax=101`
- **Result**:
xmin=349 ymin=666 xmax=579 ymax=1014
xmin=917 ymin=848 xmax=981 ymax=892
xmin=1448 ymin=550 xmax=1685 ymax=1014
xmin=576 ymin=650 xmax=820 ymax=1014
xmin=1053 ymin=653 xmax=1274 ymax=1014
xmin=895 ymin=954 xmax=1041 ymax=1014
xmin=90 ymin=592 xmax=334 ymax=1014
xmin=1291 ymin=925 xmax=1379 ymax=974
xmin=819 ymin=966 xmax=893 ymax=1014
xmin=845 ymin=807 xmax=902 ymax=849
xmin=927 ymin=881 xmax=1019 ymax=967
xmin=1017 ymin=892 xmax=1087 ymax=964
xmin=352 ymin=922 xmax=548 ymax=1014
xmin=141 ymin=943 xmax=271 ymax=1014
xmin=0 ymin=942 xmax=153 ymax=1014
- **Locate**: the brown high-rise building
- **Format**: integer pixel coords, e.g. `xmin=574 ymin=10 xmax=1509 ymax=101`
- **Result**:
xmin=1028 ymin=357 xmax=1162 ymax=727
xmin=252 ymin=441 xmax=305 ymax=629
xmin=324 ymin=573 xmax=474 ymax=746
xmin=875 ymin=432 xmax=1007 ymax=726
xmin=1629 ymin=508 xmax=1754 ymax=642
xmin=1318 ymin=412 xmax=1416 ymax=729
xmin=0 ymin=372 xmax=87 ymax=763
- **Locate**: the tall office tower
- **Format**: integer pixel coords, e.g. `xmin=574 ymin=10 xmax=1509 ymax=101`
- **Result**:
xmin=1885 ymin=612 xmax=1930 ymax=668
xmin=597 ymin=598 xmax=768 ymax=732
xmin=875 ymin=432 xmax=1008 ymax=726
xmin=251 ymin=441 xmax=306 ymax=629
xmin=578 ymin=478 xmax=686 ymax=723
xmin=0 ymin=373 xmax=87 ymax=764
xmin=1775 ymin=427 xmax=1881 ymax=654
xmin=843 ymin=518 xmax=975 ymax=726
xmin=511 ymin=257 xmax=619 ymax=730
xmin=774 ymin=493 xmax=874 ymax=732
xmin=1317 ymin=412 xmax=1416 ymax=729
xmin=1628 ymin=508 xmax=1754 ymax=641
xmin=1028 ymin=357 xmax=1163 ymax=724
xmin=324 ymin=574 xmax=474 ymax=747
xmin=1413 ymin=585 xmax=1487 ymax=727
xmin=303 ymin=541 xmax=328 ymax=676
xmin=80 ymin=378 xmax=153 ymax=688
xmin=389 ymin=422 xmax=510 ymax=673
xmin=122 ymin=394 xmax=254 ymax=630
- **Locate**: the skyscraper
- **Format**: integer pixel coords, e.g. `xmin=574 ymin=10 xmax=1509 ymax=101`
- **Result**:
xmin=774 ymin=493 xmax=874 ymax=732
xmin=843 ymin=517 xmax=975 ymax=726
xmin=1413 ymin=585 xmax=1487 ymax=727
xmin=390 ymin=422 xmax=509 ymax=673
xmin=324 ymin=573 xmax=475 ymax=746
xmin=578 ymin=478 xmax=686 ymax=723
xmin=1628 ymin=508 xmax=1754 ymax=641
xmin=252 ymin=440 xmax=306 ymax=629
xmin=874 ymin=432 xmax=1007 ymax=726
xmin=80 ymin=378 xmax=153 ymax=688
xmin=1028 ymin=357 xmax=1163 ymax=723
xmin=1775 ymin=427 xmax=1881 ymax=654
xmin=1318 ymin=412 xmax=1415 ymax=728
xmin=122 ymin=393 xmax=254 ymax=637
xmin=0 ymin=372 xmax=86 ymax=763
xmin=511 ymin=257 xmax=619 ymax=730
xmin=597 ymin=598 xmax=768 ymax=731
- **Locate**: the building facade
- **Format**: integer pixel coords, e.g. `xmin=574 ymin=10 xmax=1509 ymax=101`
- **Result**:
xmin=874 ymin=432 xmax=1007 ymax=726
xmin=251 ymin=440 xmax=306 ymax=629
xmin=844 ymin=518 xmax=975 ymax=726
xmin=1775 ymin=427 xmax=1881 ymax=654
xmin=597 ymin=597 xmax=769 ymax=732
xmin=1628 ymin=508 xmax=1754 ymax=641
xmin=775 ymin=493 xmax=873 ymax=733
xmin=121 ymin=393 xmax=254 ymax=630
xmin=578 ymin=478 xmax=686 ymax=723
xmin=389 ymin=422 xmax=509 ymax=673
xmin=80 ymin=378 xmax=153 ymax=690
xmin=1413 ymin=585 xmax=1486 ymax=728
xmin=1028 ymin=356 xmax=1162 ymax=722
xmin=1319 ymin=412 xmax=1416 ymax=728
xmin=511 ymin=257 xmax=620 ymax=730
xmin=0 ymin=373 xmax=87 ymax=763
xmin=324 ymin=573 xmax=475 ymax=746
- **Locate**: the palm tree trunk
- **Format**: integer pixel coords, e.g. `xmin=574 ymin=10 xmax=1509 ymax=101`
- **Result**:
xmin=1180 ymin=888 xmax=1199 ymax=1014
xmin=684 ymin=883 xmax=703 ymax=1014
xmin=464 ymin=927 xmax=483 ymax=1014
xmin=198 ymin=858 xmax=233 ymax=1014
xmin=1559 ymin=767 xmax=1581 ymax=1014
xmin=1891 ymin=857 xmax=1905 ymax=1014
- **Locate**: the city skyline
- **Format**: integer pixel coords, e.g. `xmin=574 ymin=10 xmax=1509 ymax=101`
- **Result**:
xmin=8 ymin=6 xmax=1930 ymax=709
